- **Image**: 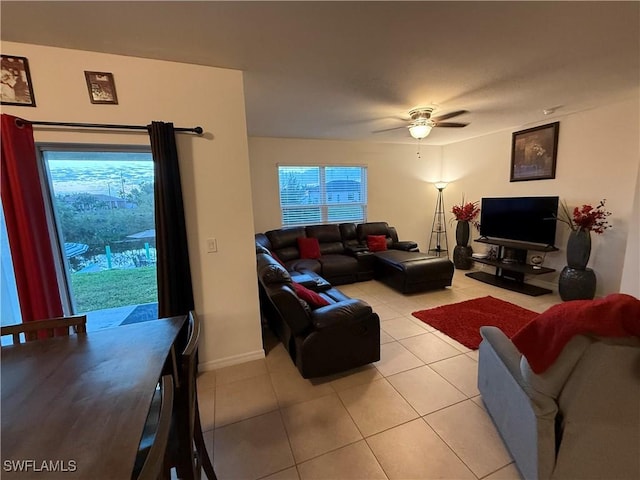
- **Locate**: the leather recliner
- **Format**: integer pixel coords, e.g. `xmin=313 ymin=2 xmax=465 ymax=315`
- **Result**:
xmin=256 ymin=252 xmax=380 ymax=378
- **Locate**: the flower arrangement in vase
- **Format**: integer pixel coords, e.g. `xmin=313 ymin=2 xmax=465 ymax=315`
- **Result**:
xmin=556 ymin=199 xmax=612 ymax=235
xmin=556 ymin=199 xmax=612 ymax=301
xmin=451 ymin=199 xmax=481 ymax=229
xmin=450 ymin=197 xmax=480 ymax=269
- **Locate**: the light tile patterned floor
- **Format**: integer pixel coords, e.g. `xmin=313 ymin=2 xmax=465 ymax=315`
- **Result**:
xmin=198 ymin=269 xmax=562 ymax=479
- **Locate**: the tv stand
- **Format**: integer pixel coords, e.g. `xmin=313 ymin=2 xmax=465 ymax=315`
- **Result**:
xmin=466 ymin=238 xmax=558 ymax=296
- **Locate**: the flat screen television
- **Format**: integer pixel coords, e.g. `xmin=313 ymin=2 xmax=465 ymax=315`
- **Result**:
xmin=479 ymin=196 xmax=559 ymax=247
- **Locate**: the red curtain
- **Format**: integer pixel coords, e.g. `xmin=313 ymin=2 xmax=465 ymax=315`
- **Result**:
xmin=1 ymin=114 xmax=63 ymax=322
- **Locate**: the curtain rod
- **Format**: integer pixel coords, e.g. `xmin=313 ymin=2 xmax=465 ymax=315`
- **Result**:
xmin=16 ymin=119 xmax=203 ymax=135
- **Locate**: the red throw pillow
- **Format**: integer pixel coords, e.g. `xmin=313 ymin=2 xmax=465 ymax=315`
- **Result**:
xmin=291 ymin=282 xmax=330 ymax=309
xmin=367 ymin=235 xmax=387 ymax=252
xmin=297 ymin=237 xmax=321 ymax=259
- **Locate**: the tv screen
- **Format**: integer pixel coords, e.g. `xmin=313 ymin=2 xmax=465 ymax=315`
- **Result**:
xmin=480 ymin=196 xmax=559 ymax=246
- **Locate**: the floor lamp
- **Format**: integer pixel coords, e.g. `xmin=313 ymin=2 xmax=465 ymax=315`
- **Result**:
xmin=428 ymin=182 xmax=449 ymax=257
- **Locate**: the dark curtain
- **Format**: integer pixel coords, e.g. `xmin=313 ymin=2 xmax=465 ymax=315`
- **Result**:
xmin=1 ymin=114 xmax=64 ymax=323
xmin=148 ymin=121 xmax=194 ymax=318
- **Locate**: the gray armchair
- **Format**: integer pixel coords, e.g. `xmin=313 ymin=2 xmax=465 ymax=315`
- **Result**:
xmin=478 ymin=326 xmax=640 ymax=480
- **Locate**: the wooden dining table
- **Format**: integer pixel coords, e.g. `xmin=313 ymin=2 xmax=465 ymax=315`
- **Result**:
xmin=1 ymin=316 xmax=186 ymax=479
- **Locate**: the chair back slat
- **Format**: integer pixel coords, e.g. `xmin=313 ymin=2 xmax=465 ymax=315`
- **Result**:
xmin=183 ymin=311 xmax=201 ymax=440
xmin=136 ymin=375 xmax=174 ymax=480
xmin=168 ymin=311 xmax=217 ymax=479
xmin=1 ymin=315 xmax=87 ymax=344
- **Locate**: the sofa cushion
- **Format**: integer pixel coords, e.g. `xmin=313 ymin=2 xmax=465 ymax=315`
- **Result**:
xmin=267 ymin=227 xmax=306 ymax=249
xmin=287 ymin=258 xmax=322 ymax=274
xmin=256 ymin=245 xmax=287 ymax=267
xmin=367 ymin=235 xmax=388 ymax=252
xmin=306 ymin=224 xmax=342 ymax=243
xmin=520 ymin=335 xmax=592 ymax=399
xmin=318 ymin=254 xmax=359 ymax=278
xmin=292 ymin=282 xmax=330 ymax=308
xmin=339 ymin=223 xmax=359 ymax=247
xmin=298 ymin=237 xmax=321 ymax=259
xmin=357 ymin=222 xmax=390 ymax=242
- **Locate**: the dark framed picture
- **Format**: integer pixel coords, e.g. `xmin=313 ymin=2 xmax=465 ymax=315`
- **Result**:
xmin=510 ymin=122 xmax=559 ymax=182
xmin=84 ymin=71 xmax=118 ymax=104
xmin=1 ymin=55 xmax=36 ymax=106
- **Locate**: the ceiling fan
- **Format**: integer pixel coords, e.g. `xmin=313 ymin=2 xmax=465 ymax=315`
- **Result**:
xmin=375 ymin=107 xmax=469 ymax=139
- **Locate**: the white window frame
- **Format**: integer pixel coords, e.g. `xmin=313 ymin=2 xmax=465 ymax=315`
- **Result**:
xmin=277 ymin=164 xmax=368 ymax=227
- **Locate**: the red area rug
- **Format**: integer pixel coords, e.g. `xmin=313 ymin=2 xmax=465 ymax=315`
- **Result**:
xmin=412 ymin=296 xmax=538 ymax=350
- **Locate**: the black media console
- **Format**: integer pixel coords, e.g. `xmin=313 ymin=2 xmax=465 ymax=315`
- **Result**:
xmin=466 ymin=237 xmax=558 ymax=296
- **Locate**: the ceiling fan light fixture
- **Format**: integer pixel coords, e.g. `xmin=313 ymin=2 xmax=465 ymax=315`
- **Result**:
xmin=409 ymin=122 xmax=432 ymax=139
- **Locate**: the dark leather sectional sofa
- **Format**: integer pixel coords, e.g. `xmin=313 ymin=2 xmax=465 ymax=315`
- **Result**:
xmin=255 ymin=221 xmax=454 ymax=293
xmin=254 ymin=222 xmax=454 ymax=377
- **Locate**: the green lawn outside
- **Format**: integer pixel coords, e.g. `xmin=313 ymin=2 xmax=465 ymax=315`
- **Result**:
xmin=70 ymin=266 xmax=158 ymax=313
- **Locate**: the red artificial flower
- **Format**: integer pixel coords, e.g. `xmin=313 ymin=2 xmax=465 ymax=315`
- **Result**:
xmin=451 ymin=198 xmax=480 ymax=228
xmin=558 ymin=199 xmax=612 ymax=234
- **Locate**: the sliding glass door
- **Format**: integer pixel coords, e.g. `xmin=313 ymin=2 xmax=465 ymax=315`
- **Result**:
xmin=40 ymin=146 xmax=158 ymax=329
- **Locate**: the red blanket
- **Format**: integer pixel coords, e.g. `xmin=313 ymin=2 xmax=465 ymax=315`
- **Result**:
xmin=511 ymin=293 xmax=640 ymax=373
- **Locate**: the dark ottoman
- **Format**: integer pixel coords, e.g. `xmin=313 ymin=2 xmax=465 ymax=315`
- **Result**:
xmin=373 ymin=250 xmax=454 ymax=294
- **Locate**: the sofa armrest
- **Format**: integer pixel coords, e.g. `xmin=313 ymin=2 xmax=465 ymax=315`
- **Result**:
xmin=480 ymin=326 xmax=523 ymax=379
xmin=311 ymin=299 xmax=373 ymax=330
xmin=478 ymin=326 xmax=558 ymax=480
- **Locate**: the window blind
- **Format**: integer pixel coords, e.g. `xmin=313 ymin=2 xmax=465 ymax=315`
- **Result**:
xmin=278 ymin=165 xmax=367 ymax=226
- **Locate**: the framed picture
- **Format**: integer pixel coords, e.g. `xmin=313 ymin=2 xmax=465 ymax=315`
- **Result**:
xmin=84 ymin=71 xmax=118 ymax=104
xmin=510 ymin=122 xmax=559 ymax=182
xmin=1 ymin=55 xmax=36 ymax=106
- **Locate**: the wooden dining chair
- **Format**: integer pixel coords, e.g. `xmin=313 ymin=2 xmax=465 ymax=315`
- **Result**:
xmin=1 ymin=315 xmax=87 ymax=344
xmin=167 ymin=310 xmax=217 ymax=480
xmin=135 ymin=375 xmax=174 ymax=480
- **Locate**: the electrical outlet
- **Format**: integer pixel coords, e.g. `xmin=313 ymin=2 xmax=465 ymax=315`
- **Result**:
xmin=207 ymin=238 xmax=217 ymax=253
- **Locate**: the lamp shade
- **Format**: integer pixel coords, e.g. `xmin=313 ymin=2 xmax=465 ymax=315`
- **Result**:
xmin=434 ymin=182 xmax=448 ymax=190
xmin=409 ymin=123 xmax=432 ymax=140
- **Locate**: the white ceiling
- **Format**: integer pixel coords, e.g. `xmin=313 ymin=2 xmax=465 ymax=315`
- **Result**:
xmin=1 ymin=1 xmax=638 ymax=145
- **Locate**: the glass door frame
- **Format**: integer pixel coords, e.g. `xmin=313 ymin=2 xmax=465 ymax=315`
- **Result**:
xmin=36 ymin=142 xmax=154 ymax=316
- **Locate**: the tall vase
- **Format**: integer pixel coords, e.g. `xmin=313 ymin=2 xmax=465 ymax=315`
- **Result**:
xmin=455 ymin=221 xmax=470 ymax=247
xmin=559 ymin=228 xmax=596 ymax=301
xmin=453 ymin=221 xmax=473 ymax=269
xmin=566 ymin=228 xmax=591 ymax=270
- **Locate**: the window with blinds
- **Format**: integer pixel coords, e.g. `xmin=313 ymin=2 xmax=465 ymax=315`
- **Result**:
xmin=278 ymin=165 xmax=368 ymax=226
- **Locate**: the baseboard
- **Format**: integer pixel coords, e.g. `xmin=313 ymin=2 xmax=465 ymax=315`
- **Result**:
xmin=199 ymin=348 xmax=265 ymax=371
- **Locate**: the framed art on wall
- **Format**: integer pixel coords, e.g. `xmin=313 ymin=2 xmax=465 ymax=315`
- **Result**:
xmin=84 ymin=71 xmax=118 ymax=104
xmin=510 ymin=122 xmax=559 ymax=182
xmin=1 ymin=55 xmax=36 ymax=106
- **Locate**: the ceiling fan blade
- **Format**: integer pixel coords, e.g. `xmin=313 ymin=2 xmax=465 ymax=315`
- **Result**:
xmin=431 ymin=110 xmax=468 ymax=122
xmin=372 ymin=126 xmax=406 ymax=134
xmin=433 ymin=122 xmax=469 ymax=128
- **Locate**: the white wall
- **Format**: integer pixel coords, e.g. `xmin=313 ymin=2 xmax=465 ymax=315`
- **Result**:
xmin=249 ymin=137 xmax=444 ymax=251
xmin=443 ymin=97 xmax=640 ymax=296
xmin=1 ymin=42 xmax=263 ymax=369
xmin=620 ymin=164 xmax=640 ymax=296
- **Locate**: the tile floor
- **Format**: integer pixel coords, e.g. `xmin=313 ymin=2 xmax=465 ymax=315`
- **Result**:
xmin=197 ymin=268 xmax=562 ymax=480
